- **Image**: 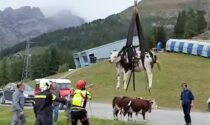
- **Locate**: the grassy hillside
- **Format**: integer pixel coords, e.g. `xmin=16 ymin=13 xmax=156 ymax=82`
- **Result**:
xmin=65 ymin=53 xmax=210 ymax=111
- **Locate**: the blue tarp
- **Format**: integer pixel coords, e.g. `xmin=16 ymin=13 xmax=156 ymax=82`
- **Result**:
xmin=197 ymin=45 xmax=204 ymax=56
xmin=179 ymin=42 xmax=184 ymax=52
xmin=156 ymin=42 xmax=163 ymax=51
xmin=187 ymin=43 xmax=193 ymax=54
xmin=170 ymin=41 xmax=176 ymax=51
xmin=207 ymin=46 xmax=210 ymax=57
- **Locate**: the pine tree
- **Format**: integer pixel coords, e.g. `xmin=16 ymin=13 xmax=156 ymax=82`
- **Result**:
xmin=154 ymin=25 xmax=166 ymax=47
xmin=174 ymin=9 xmax=207 ymax=39
xmin=0 ymin=59 xmax=9 ymax=86
xmin=174 ymin=11 xmax=186 ymax=38
xmin=9 ymin=59 xmax=22 ymax=82
xmin=47 ymin=45 xmax=60 ymax=75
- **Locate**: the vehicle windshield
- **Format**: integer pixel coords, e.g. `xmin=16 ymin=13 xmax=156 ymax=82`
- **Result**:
xmin=24 ymin=84 xmax=33 ymax=91
xmin=56 ymin=83 xmax=70 ymax=89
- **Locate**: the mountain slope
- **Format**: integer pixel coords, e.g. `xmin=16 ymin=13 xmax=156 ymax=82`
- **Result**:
xmin=0 ymin=6 xmax=85 ymax=50
xmin=1 ymin=0 xmax=209 ymax=58
xmin=48 ymin=10 xmax=85 ymax=28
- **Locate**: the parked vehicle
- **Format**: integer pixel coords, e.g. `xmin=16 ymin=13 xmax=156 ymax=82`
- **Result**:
xmin=0 ymin=83 xmax=34 ymax=104
xmin=34 ymin=79 xmax=73 ymax=109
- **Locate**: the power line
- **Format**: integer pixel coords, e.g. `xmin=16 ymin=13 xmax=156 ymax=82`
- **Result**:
xmin=21 ymin=40 xmax=32 ymax=81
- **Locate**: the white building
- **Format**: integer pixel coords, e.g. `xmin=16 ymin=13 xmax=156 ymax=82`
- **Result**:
xmin=73 ymin=37 xmax=140 ymax=68
xmin=166 ymin=39 xmax=210 ymax=57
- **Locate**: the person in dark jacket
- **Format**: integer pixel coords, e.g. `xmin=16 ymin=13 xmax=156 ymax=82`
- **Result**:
xmin=11 ymin=83 xmax=25 ymax=125
xmin=33 ymin=81 xmax=67 ymax=125
xmin=180 ymin=83 xmax=194 ymax=125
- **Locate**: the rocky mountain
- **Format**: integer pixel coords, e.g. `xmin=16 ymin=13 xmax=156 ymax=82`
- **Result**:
xmin=48 ymin=10 xmax=85 ymax=29
xmin=0 ymin=6 xmax=85 ymax=50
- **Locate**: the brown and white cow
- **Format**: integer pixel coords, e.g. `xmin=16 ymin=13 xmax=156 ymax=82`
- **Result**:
xmin=110 ymin=49 xmax=160 ymax=91
xmin=112 ymin=96 xmax=133 ymax=121
xmin=112 ymin=96 xmax=122 ymax=120
xmin=127 ymin=98 xmax=154 ymax=121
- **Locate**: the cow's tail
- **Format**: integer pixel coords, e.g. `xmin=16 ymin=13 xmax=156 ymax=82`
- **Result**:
xmin=154 ymin=55 xmax=160 ymax=70
xmin=112 ymin=97 xmax=117 ymax=108
xmin=112 ymin=97 xmax=117 ymax=119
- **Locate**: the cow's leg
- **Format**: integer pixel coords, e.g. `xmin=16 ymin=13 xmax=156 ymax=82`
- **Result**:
xmin=144 ymin=63 xmax=153 ymax=90
xmin=143 ymin=70 xmax=149 ymax=90
xmin=115 ymin=110 xmax=119 ymax=120
xmin=147 ymin=70 xmax=153 ymax=90
xmin=119 ymin=109 xmax=123 ymax=121
xmin=116 ymin=75 xmax=121 ymax=89
xmin=123 ymin=112 xmax=128 ymax=121
xmin=142 ymin=111 xmax=146 ymax=122
xmin=113 ymin=107 xmax=117 ymax=120
xmin=123 ymin=70 xmax=131 ymax=90
xmin=128 ymin=112 xmax=133 ymax=121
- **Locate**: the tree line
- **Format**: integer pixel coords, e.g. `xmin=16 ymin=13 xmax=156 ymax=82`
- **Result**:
xmin=0 ymin=46 xmax=74 ymax=86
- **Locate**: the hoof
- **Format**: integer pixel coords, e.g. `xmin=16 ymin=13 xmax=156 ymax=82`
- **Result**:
xmin=143 ymin=120 xmax=147 ymax=123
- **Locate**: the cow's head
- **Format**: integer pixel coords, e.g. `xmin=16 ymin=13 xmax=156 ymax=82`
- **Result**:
xmin=149 ymin=99 xmax=158 ymax=112
xmin=147 ymin=100 xmax=153 ymax=113
xmin=110 ymin=51 xmax=121 ymax=63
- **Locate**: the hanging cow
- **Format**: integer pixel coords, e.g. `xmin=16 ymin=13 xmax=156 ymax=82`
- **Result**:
xmin=110 ymin=49 xmax=160 ymax=91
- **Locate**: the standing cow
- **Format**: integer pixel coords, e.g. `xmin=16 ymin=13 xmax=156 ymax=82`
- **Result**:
xmin=112 ymin=96 xmax=133 ymax=121
xmin=128 ymin=98 xmax=153 ymax=121
xmin=112 ymin=96 xmax=122 ymax=120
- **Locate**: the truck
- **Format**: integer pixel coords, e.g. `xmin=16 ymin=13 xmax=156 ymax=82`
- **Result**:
xmin=34 ymin=79 xmax=73 ymax=109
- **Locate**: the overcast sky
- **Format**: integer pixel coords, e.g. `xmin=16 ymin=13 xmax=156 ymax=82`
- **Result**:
xmin=0 ymin=0 xmax=139 ymax=21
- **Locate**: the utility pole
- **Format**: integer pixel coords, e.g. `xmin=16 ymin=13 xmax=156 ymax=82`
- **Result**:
xmin=21 ymin=40 xmax=32 ymax=81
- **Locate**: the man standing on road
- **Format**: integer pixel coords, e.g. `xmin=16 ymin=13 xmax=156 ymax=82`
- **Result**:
xmin=11 ymin=82 xmax=25 ymax=125
xmin=180 ymin=83 xmax=194 ymax=125
xmin=70 ymin=80 xmax=92 ymax=125
xmin=50 ymin=81 xmax=60 ymax=122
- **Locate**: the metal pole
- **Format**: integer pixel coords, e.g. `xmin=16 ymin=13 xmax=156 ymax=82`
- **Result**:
xmin=21 ymin=39 xmax=32 ymax=81
xmin=88 ymin=101 xmax=93 ymax=117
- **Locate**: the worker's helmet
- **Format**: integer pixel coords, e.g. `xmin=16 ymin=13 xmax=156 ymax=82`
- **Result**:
xmin=40 ymin=80 xmax=51 ymax=92
xmin=76 ymin=80 xmax=86 ymax=89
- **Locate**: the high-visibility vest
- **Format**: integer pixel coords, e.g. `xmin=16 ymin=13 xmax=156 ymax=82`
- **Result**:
xmin=72 ymin=89 xmax=91 ymax=108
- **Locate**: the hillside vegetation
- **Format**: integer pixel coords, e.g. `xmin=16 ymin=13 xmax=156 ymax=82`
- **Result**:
xmin=0 ymin=0 xmax=194 ymax=58
xmin=65 ymin=53 xmax=210 ymax=111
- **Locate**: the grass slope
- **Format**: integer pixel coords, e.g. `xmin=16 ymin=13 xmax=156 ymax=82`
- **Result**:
xmin=66 ymin=53 xmax=210 ymax=111
xmin=0 ymin=106 xmax=142 ymax=125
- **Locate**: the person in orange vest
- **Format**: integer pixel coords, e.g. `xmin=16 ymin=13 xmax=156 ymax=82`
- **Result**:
xmin=70 ymin=80 xmax=92 ymax=125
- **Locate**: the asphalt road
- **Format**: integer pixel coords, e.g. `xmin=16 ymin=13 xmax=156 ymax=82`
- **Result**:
xmin=86 ymin=103 xmax=210 ymax=125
